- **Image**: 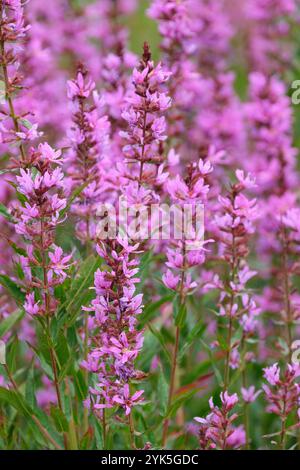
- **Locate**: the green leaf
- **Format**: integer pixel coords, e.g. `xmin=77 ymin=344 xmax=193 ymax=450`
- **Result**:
xmin=200 ymin=339 xmax=223 ymax=387
xmin=62 ymin=255 xmax=101 ymax=327
xmin=14 ymin=262 xmax=25 ymax=281
xmin=60 ymin=181 xmax=89 ymax=218
xmin=0 ymin=168 xmax=18 ymax=176
xmin=157 ymin=366 xmax=169 ymax=416
xmin=0 ymin=386 xmax=62 ymax=449
xmin=174 ymin=302 xmax=187 ymax=328
xmin=58 ymin=355 xmax=74 ymax=383
xmin=137 ymin=249 xmax=154 ymax=290
xmin=50 ymin=405 xmax=69 ymax=433
xmin=20 ymin=118 xmax=33 ymax=129
xmin=55 ymin=332 xmax=70 ymax=368
xmin=179 ymin=320 xmax=206 ymax=360
xmin=91 ymin=415 xmax=104 ymax=450
xmin=27 ymin=340 xmax=54 ymax=380
xmin=147 ymin=323 xmax=171 ymax=364
xmin=25 ymin=364 xmax=37 ymax=408
xmin=68 ymin=417 xmax=78 ymax=450
xmin=73 ymin=369 xmax=88 ymax=401
xmin=0 ymin=203 xmax=13 ymax=222
xmin=140 ymin=294 xmax=173 ymax=326
xmin=0 ymin=309 xmax=24 ymax=339
xmin=0 ymin=387 xmax=32 ymax=417
xmin=217 ymin=333 xmax=228 ymax=351
xmin=165 ymin=388 xmax=202 ymax=419
xmin=0 ymin=275 xmax=25 ymax=304
xmin=35 ymin=325 xmax=52 ymax=365
xmin=6 ymin=336 xmax=19 ymax=372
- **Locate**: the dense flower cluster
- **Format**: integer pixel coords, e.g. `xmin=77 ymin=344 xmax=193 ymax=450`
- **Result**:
xmin=162 ymin=158 xmax=213 ymax=294
xmin=66 ymin=65 xmax=110 ymax=243
xmin=1 ymin=0 xmax=300 ymax=453
xmin=194 ymin=392 xmax=245 ymax=450
xmin=245 ymin=0 xmax=297 ymax=74
xmin=14 ymin=143 xmax=71 ymax=316
xmin=207 ymin=171 xmax=260 ymax=386
xmin=82 ymin=238 xmax=144 ymax=417
xmin=0 ymin=0 xmax=41 ymax=162
xmin=263 ymin=363 xmax=300 ymax=447
xmin=120 ymin=42 xmax=171 ymax=203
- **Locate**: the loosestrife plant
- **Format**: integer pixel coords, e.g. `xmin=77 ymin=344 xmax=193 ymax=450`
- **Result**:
xmin=0 ymin=0 xmax=300 ymax=452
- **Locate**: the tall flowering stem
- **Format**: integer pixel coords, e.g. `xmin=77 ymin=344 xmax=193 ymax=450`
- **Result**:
xmin=82 ymin=238 xmax=145 ymax=448
xmin=212 ymin=171 xmax=259 ymax=390
xmin=66 ymin=64 xmax=110 ymax=245
xmin=245 ymin=0 xmax=296 ymax=74
xmin=1 ymin=3 xmax=71 ymax=448
xmin=245 ymin=73 xmax=299 ymax=362
xmin=0 ymin=0 xmax=42 ymax=164
xmin=161 ymin=158 xmax=213 ymax=446
xmin=263 ymin=363 xmax=300 ymax=449
xmin=278 ymin=209 xmax=300 ymax=361
xmin=148 ymin=0 xmax=200 ymax=154
xmin=13 ymin=142 xmax=71 ymax=447
xmin=121 ymin=42 xmax=171 ymax=194
xmin=206 ymin=170 xmax=259 ymax=448
xmin=194 ymin=392 xmax=245 ymax=450
xmin=67 ymin=64 xmax=112 ymax=435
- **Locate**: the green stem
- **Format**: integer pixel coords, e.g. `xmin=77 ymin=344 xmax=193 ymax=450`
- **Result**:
xmin=3 ymin=364 xmax=62 ymax=450
xmin=0 ymin=3 xmax=26 ymax=163
xmin=241 ymin=337 xmax=250 ymax=449
xmin=162 ymin=243 xmax=186 ymax=447
xmin=129 ymin=412 xmax=136 ymax=449
xmin=162 ymin=325 xmax=180 ymax=447
xmin=281 ymin=227 xmax=293 ymax=362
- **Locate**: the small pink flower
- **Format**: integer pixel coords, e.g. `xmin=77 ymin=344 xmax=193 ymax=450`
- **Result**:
xmin=220 ymin=391 xmax=239 ymax=410
xmin=24 ymin=293 xmax=40 ymax=316
xmin=67 ymin=72 xmax=95 ymax=99
xmin=162 ymin=269 xmax=180 ymax=290
xmin=113 ymin=384 xmax=144 ymax=415
xmin=241 ymin=386 xmax=262 ymax=403
xmin=263 ymin=363 xmax=280 ymax=386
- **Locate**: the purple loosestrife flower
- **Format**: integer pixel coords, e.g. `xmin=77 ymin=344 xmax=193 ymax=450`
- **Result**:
xmin=192 ymin=0 xmax=233 ymax=73
xmin=66 ymin=64 xmax=111 ymax=244
xmin=245 ymin=73 xmax=297 ymax=195
xmin=0 ymin=0 xmax=42 ymax=164
xmin=194 ymin=392 xmax=245 ymax=450
xmin=208 ymin=170 xmax=260 ymax=388
xmin=148 ymin=0 xmax=209 ymax=167
xmin=12 ymin=142 xmax=71 ymax=316
xmin=241 ymin=386 xmax=262 ymax=404
xmin=82 ymin=238 xmax=145 ymax=417
xmin=188 ymin=1 xmax=246 ymax=167
xmin=85 ymin=0 xmax=137 ymax=55
xmin=0 ymin=173 xmax=16 ymax=327
xmin=192 ymin=73 xmax=246 ymax=165
xmin=150 ymin=1 xmax=244 ymax=174
xmin=161 ymin=157 xmax=214 ymax=446
xmin=162 ymin=158 xmax=213 ymax=295
xmin=84 ymin=0 xmax=137 ymax=127
xmin=120 ymin=43 xmax=171 ymax=206
xmin=272 ymin=209 xmax=300 ymax=356
xmin=245 ymin=0 xmax=297 ymax=74
xmin=263 ymin=363 xmax=300 ymax=448
xmin=245 ymin=73 xmax=300 ymax=360
xmin=148 ymin=1 xmax=198 ymax=58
